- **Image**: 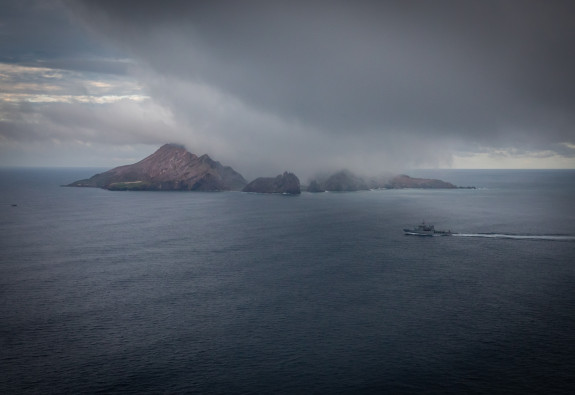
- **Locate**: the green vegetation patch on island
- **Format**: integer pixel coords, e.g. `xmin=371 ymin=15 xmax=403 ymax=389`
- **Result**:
xmin=107 ymin=181 xmax=152 ymax=191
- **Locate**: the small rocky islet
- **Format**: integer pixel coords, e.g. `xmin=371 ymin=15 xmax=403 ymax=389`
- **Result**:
xmin=67 ymin=144 xmax=470 ymax=194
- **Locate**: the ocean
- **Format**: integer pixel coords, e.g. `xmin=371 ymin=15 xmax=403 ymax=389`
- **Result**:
xmin=1 ymin=168 xmax=574 ymax=394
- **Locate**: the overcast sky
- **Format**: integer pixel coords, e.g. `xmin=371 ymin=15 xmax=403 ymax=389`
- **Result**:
xmin=1 ymin=0 xmax=574 ymax=179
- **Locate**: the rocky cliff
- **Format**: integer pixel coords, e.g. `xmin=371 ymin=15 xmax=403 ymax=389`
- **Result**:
xmin=67 ymin=144 xmax=247 ymax=191
xmin=242 ymin=172 xmax=301 ymax=194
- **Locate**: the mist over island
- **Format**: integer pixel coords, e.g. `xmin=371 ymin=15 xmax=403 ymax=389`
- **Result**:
xmin=1 ymin=1 xmax=574 ymax=172
xmin=68 ymin=144 xmax=465 ymax=194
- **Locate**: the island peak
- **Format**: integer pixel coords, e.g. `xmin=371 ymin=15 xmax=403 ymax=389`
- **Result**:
xmin=67 ymin=145 xmax=247 ymax=191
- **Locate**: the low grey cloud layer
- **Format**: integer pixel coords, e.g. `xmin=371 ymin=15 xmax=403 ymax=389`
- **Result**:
xmin=1 ymin=0 xmax=574 ymax=177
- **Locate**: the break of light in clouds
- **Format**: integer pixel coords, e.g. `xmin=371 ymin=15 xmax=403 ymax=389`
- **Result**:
xmin=1 ymin=0 xmax=574 ymax=179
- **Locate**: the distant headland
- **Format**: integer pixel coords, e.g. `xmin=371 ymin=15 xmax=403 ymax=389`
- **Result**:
xmin=67 ymin=144 xmax=472 ymax=194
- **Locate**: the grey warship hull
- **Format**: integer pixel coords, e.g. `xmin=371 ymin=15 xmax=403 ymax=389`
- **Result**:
xmin=403 ymin=222 xmax=453 ymax=236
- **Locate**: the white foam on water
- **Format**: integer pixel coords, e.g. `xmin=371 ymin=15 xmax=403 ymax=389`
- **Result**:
xmin=453 ymin=233 xmax=575 ymax=241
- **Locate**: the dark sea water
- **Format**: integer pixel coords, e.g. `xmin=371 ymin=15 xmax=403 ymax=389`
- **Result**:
xmin=1 ymin=168 xmax=575 ymax=394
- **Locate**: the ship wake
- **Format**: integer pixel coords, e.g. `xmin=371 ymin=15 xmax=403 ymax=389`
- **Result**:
xmin=452 ymin=233 xmax=575 ymax=241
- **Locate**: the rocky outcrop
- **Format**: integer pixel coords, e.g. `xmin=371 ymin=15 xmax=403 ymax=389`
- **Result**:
xmin=243 ymin=172 xmax=301 ymax=194
xmin=67 ymin=144 xmax=247 ymax=191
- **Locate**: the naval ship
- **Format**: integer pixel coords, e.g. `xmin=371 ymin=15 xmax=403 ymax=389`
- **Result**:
xmin=403 ymin=221 xmax=453 ymax=236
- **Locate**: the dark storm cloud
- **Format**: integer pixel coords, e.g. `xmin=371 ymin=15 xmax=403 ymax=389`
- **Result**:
xmin=1 ymin=0 xmax=83 ymax=61
xmin=67 ymin=0 xmax=575 ymax=148
xmin=2 ymin=0 xmax=574 ymax=172
xmin=0 ymin=0 xmax=127 ymax=75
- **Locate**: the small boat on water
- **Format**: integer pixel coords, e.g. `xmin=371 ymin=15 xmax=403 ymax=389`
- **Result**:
xmin=403 ymin=221 xmax=453 ymax=236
